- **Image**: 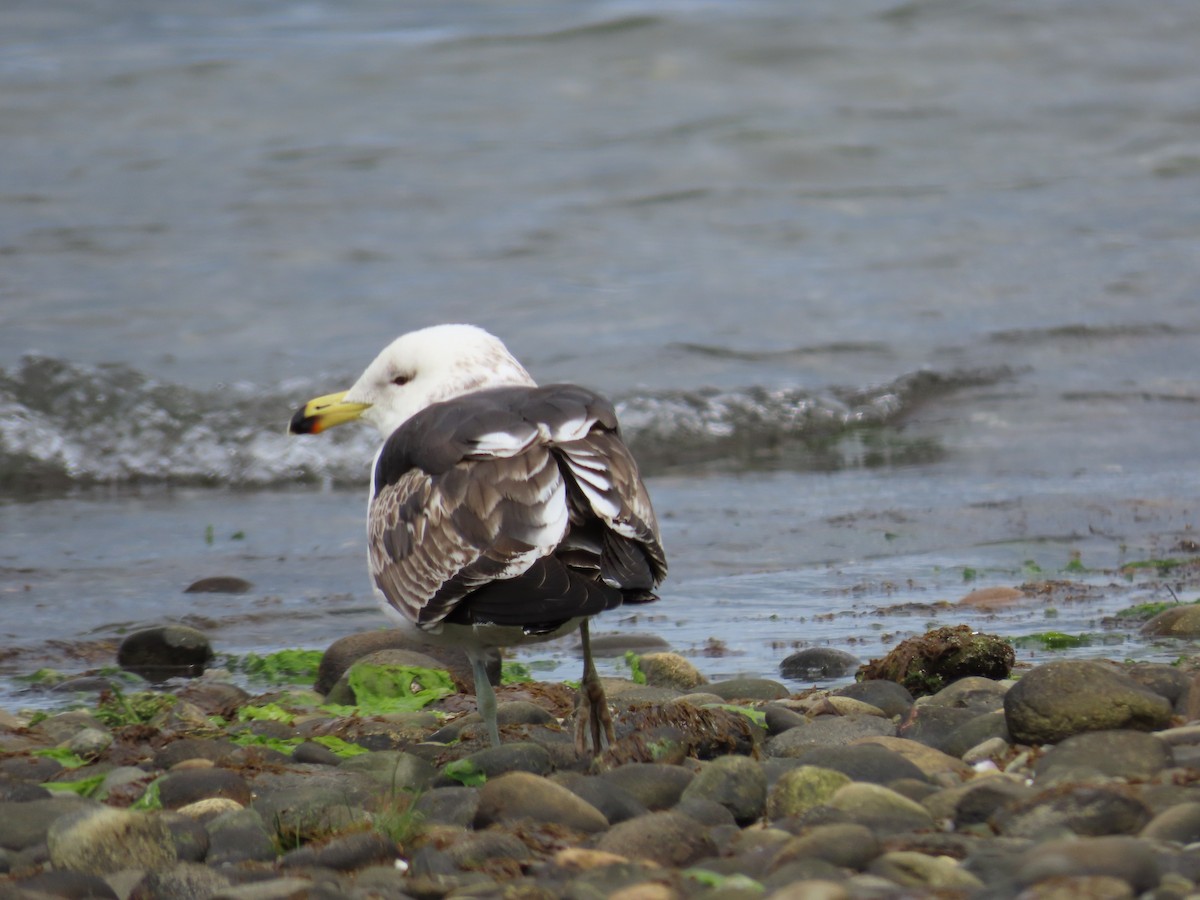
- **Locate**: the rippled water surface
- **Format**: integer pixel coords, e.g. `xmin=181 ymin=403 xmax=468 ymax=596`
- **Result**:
xmin=2 ymin=0 xmax=1199 ymax=707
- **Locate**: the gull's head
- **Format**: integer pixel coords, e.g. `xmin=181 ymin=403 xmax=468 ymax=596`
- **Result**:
xmin=289 ymin=324 xmax=536 ymax=438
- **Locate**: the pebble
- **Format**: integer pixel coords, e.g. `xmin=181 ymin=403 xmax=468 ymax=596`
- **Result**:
xmin=7 ymin=644 xmax=1200 ymax=900
xmin=778 ymin=647 xmax=860 ymax=680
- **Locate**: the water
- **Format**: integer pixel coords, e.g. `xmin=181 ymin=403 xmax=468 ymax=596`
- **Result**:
xmin=2 ymin=0 xmax=1199 ymax=708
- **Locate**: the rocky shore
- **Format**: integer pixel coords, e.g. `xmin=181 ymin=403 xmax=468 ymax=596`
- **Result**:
xmin=3 ymin=626 xmax=1200 ymax=899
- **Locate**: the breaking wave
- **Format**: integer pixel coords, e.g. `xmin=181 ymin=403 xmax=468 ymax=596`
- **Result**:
xmin=0 ymin=356 xmax=1011 ymax=495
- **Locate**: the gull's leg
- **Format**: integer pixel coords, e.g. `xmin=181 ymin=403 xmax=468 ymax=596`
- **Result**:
xmin=575 ymin=619 xmax=614 ymax=756
xmin=468 ymin=649 xmax=501 ymax=747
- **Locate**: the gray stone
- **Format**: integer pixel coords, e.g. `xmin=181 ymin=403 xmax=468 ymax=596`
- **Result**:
xmin=992 ymin=784 xmax=1153 ymax=838
xmin=897 ymin=704 xmax=977 ymax=751
xmin=763 ymin=704 xmax=807 ymax=735
xmin=436 ymin=741 xmax=552 ymax=787
xmin=792 ymin=742 xmax=927 ymax=785
xmin=951 ymin=777 xmax=1036 ymax=828
xmin=681 ymin=754 xmax=767 ymax=824
xmin=765 ymin=715 xmax=896 ymax=756
xmin=706 ymin=677 xmax=790 ymax=701
xmin=17 ymin=871 xmax=118 ymax=899
xmin=921 ymin=676 xmax=1009 ymax=712
xmin=826 ymin=782 xmax=935 ymax=834
xmin=868 ymin=850 xmax=984 ymax=890
xmin=1140 ymin=801 xmax=1200 ymax=843
xmin=129 ymin=862 xmax=233 ymax=900
xmin=597 ymin=762 xmax=695 ymax=810
xmin=280 ymin=830 xmax=396 ymax=871
xmin=943 ymin=709 xmax=1011 ymax=759
xmin=47 ymin=806 xmax=176 ymax=876
xmin=475 ymin=771 xmax=608 ymax=832
xmin=770 ymin=822 xmax=879 ymax=872
xmin=0 ymin=797 xmax=93 ymax=851
xmin=1015 ymin=835 xmax=1162 ymax=894
xmin=594 ymin=810 xmax=716 ymax=867
xmin=413 ymin=786 xmax=480 ymax=828
xmin=158 ymin=767 xmax=252 ymax=809
xmin=443 ymin=831 xmax=530 ymax=869
xmin=338 ymin=749 xmax=436 ymax=793
xmin=205 ymin=807 xmax=278 ymax=866
xmin=553 ymin=772 xmax=647 ymax=825
xmin=779 ymin=648 xmax=859 ymax=680
xmin=834 ymin=681 xmax=914 ymax=718
xmin=1004 ymin=660 xmax=1173 ymax=744
xmin=1033 ymin=729 xmax=1172 ymax=784
xmin=65 ymin=727 xmax=113 ymax=760
xmin=315 ymin=629 xmax=497 ymax=694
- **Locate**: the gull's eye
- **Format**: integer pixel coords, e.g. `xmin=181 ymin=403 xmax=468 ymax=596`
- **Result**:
xmin=391 ymin=374 xmax=411 ymax=387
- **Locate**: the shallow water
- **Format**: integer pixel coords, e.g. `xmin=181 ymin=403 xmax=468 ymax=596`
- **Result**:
xmin=2 ymin=0 xmax=1199 ymax=707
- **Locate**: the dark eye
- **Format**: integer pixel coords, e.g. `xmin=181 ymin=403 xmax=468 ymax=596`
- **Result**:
xmin=391 ymin=374 xmax=411 ymax=386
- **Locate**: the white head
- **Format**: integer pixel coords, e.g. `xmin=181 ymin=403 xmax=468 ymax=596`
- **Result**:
xmin=340 ymin=324 xmax=536 ymax=437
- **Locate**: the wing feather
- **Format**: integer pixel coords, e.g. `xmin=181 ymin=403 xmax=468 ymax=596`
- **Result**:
xmin=368 ymin=383 xmax=666 ymax=631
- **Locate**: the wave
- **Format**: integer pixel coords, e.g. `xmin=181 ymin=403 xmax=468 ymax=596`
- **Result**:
xmin=0 ymin=356 xmax=1011 ymax=495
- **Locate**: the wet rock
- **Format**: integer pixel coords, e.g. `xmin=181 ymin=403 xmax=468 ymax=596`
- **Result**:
xmin=34 ymin=710 xmax=108 ymax=745
xmin=65 ymin=727 xmax=113 ymax=760
xmin=475 ymin=771 xmax=609 ymax=832
xmin=896 ymin=704 xmax=977 ymax=751
xmin=153 ymin=737 xmax=240 ymax=769
xmin=957 ymin=586 xmax=1027 ymax=609
xmin=587 ymin=633 xmax=671 ymax=656
xmin=158 ymin=767 xmax=252 ymax=809
xmin=161 ymin=811 xmax=211 ymax=862
xmin=858 ymin=625 xmax=1015 ymax=697
xmin=435 ymin=741 xmax=552 ymax=786
xmin=339 ymin=749 xmax=437 ymax=793
xmin=923 ymin=676 xmax=1010 ymax=711
xmin=184 ymin=576 xmax=253 ymax=593
xmin=779 ymin=648 xmax=859 ymax=680
xmin=942 ymin=709 xmax=1011 ymax=758
xmin=764 ymin=714 xmax=896 ymax=756
xmin=205 ymin=807 xmax=279 ymax=866
xmin=129 ymin=862 xmax=233 ymax=900
xmin=706 ymin=678 xmax=791 ymax=701
xmin=47 ymin=806 xmax=176 ymax=876
xmin=674 ymin=795 xmax=736 ymax=828
xmin=598 ymin=762 xmax=695 ymax=810
xmin=1125 ymin=663 xmax=1192 ymax=711
xmin=250 ymin=770 xmax=373 ymax=841
xmin=1140 ymin=801 xmax=1200 ymax=843
xmin=117 ymin=625 xmax=214 ymax=681
xmin=769 ymin=822 xmax=879 ymax=873
xmin=833 ymin=680 xmax=914 ymax=718
xmin=868 ymin=850 xmax=984 ymax=891
xmin=992 ymin=783 xmax=1153 ymax=838
xmin=763 ymin=704 xmax=807 ymax=735
xmin=1004 ymin=660 xmax=1174 ymax=744
xmin=280 ymin=830 xmax=396 ymax=871
xmin=324 ymin=647 xmax=458 ymax=706
xmin=413 ymin=786 xmax=480 ymax=827
xmin=854 ymin=735 xmax=969 ymax=779
xmin=639 ymin=652 xmax=707 ymax=690
xmin=950 ymin=776 xmax=1037 ymax=828
xmin=595 ymin=810 xmax=716 ymax=867
xmin=315 ymin=629 xmax=497 ymax=694
xmin=766 ymin=766 xmax=851 ymax=820
xmin=291 ymin=740 xmax=343 ymax=766
xmin=443 ymin=830 xmax=531 ymax=870
xmin=554 ymin=771 xmax=648 ymax=825
xmin=791 ymin=742 xmax=927 ymax=785
xmin=1014 ymin=835 xmax=1162 ymax=894
xmin=1033 ymin=729 xmax=1172 ymax=784
xmin=680 ymin=754 xmax=766 ymax=824
xmin=0 ymin=797 xmax=93 ymax=851
xmin=1 ymin=753 xmax=66 ymax=784
xmin=826 ymin=782 xmax=935 ymax=834
xmin=17 ymin=871 xmax=119 ymax=899
xmin=1141 ymin=605 xmax=1200 ymax=639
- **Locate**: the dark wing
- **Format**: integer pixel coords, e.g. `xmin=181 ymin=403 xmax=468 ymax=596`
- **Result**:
xmin=368 ymin=385 xmax=666 ymax=630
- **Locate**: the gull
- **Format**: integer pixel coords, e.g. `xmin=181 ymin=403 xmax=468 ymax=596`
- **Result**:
xmin=289 ymin=324 xmax=667 ymax=753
